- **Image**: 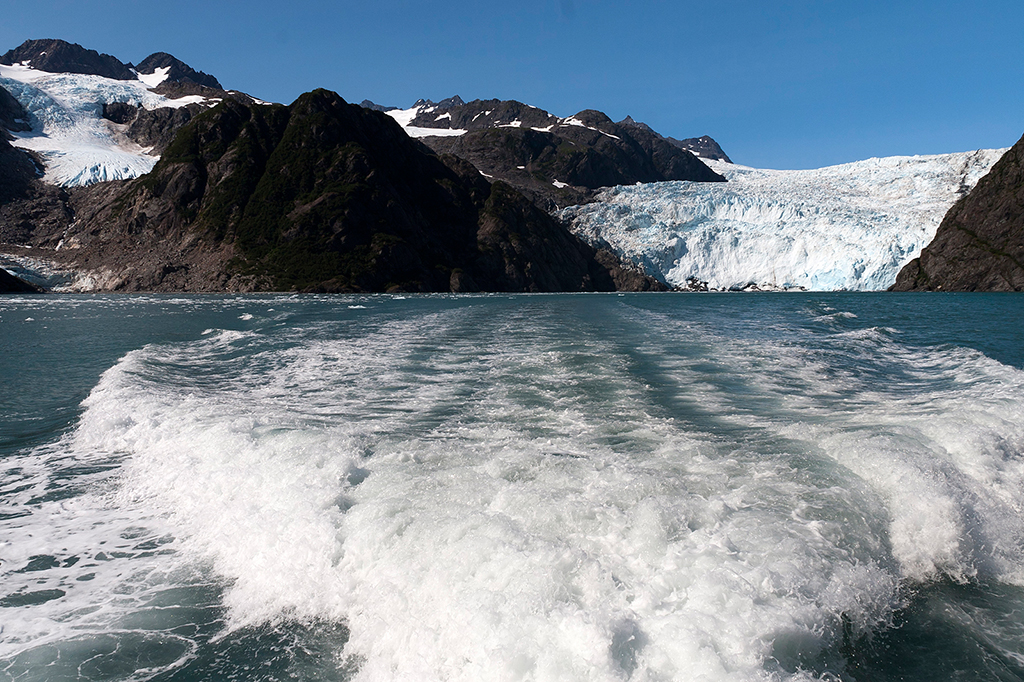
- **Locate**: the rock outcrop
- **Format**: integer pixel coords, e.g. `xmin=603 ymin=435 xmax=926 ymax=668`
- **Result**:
xmin=135 ymin=52 xmax=222 ymax=89
xmin=0 ymin=85 xmax=31 ymax=137
xmin=0 ymin=266 xmax=42 ymax=292
xmin=891 ymin=134 xmax=1024 ymax=291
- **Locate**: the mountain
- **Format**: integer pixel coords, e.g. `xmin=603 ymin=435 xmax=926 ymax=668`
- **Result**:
xmin=0 ymin=39 xmax=222 ymax=89
xmin=0 ymin=40 xmax=255 ymax=187
xmin=666 ymin=135 xmax=732 ymax=163
xmin=134 ymin=52 xmax=222 ymax=90
xmin=891 ymin=134 xmax=1024 ymax=291
xmin=0 ymin=38 xmax=136 ymax=80
xmin=370 ymin=97 xmax=726 ymax=209
xmin=560 ymin=151 xmax=1004 ymax=291
xmin=2 ymin=89 xmax=661 ymax=293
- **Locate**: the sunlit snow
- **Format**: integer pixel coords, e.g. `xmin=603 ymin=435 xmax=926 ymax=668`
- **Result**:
xmin=385 ymin=106 xmax=468 ymax=138
xmin=560 ymin=151 xmax=1005 ymax=291
xmin=136 ymin=66 xmax=170 ymax=88
xmin=0 ymin=64 xmax=215 ymax=187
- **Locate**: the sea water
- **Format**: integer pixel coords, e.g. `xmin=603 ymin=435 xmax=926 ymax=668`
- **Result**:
xmin=1 ymin=293 xmax=1023 ymax=682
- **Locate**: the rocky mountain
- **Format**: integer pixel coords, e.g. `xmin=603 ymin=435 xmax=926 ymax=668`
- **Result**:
xmin=1 ymin=88 xmax=662 ymax=293
xmin=0 ymin=39 xmax=136 ymax=80
xmin=0 ymin=39 xmax=221 ymax=89
xmin=134 ymin=52 xmax=222 ymax=90
xmin=666 ymin=134 xmax=732 ymax=163
xmin=891 ymin=133 xmax=1024 ymax=291
xmin=0 ymin=40 xmax=261 ymax=187
xmin=371 ymin=97 xmax=726 ymax=209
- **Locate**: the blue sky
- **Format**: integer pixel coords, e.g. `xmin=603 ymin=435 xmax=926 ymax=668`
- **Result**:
xmin=3 ymin=0 xmax=1022 ymax=169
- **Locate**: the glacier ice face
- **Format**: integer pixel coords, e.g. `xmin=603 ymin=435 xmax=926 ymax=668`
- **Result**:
xmin=559 ymin=151 xmax=1006 ymax=291
xmin=0 ymin=64 xmax=214 ymax=187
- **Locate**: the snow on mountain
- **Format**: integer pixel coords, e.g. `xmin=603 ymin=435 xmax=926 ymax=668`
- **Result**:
xmin=385 ymin=105 xmax=468 ymax=138
xmin=559 ymin=150 xmax=1005 ymax=291
xmin=0 ymin=63 xmax=216 ymax=187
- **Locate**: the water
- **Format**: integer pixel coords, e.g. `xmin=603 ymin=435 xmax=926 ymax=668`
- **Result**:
xmin=1 ymin=292 xmax=1023 ymax=681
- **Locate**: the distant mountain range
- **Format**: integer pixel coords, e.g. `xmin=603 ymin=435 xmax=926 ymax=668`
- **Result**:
xmin=1 ymin=38 xmax=222 ymax=88
xmin=362 ymin=97 xmax=725 ymax=209
xmin=0 ymin=39 xmax=669 ymax=293
xmin=1 ymin=38 xmax=1020 ymax=294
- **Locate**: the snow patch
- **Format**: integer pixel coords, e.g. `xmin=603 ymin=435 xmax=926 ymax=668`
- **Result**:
xmin=385 ymin=106 xmax=467 ymax=138
xmin=137 ymin=66 xmax=170 ymax=88
xmin=561 ymin=117 xmax=621 ymax=140
xmin=560 ymin=151 xmax=1006 ymax=291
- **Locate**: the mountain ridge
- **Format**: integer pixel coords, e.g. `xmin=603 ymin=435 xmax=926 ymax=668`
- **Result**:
xmin=0 ymin=39 xmax=221 ymax=88
xmin=1 ymin=85 xmax=663 ymax=293
xmin=369 ymin=96 xmax=726 ymax=209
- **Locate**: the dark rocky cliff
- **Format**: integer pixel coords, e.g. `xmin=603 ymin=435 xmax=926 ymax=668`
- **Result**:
xmin=5 ymin=90 xmax=662 ymax=293
xmin=891 ymin=134 xmax=1024 ymax=291
xmin=0 ymin=85 xmax=31 ymax=138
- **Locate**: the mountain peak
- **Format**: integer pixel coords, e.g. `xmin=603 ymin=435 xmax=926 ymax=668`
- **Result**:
xmin=135 ymin=52 xmax=222 ymax=90
xmin=618 ymin=116 xmax=654 ymax=132
xmin=0 ymin=40 xmax=224 ymax=92
xmin=0 ymin=38 xmax=135 ymax=80
xmin=411 ymin=95 xmax=465 ymax=110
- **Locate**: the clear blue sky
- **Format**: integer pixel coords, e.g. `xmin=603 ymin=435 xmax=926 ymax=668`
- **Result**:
xmin=3 ymin=0 xmax=1022 ymax=169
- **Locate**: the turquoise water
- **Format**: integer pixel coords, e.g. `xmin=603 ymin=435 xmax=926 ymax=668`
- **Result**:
xmin=1 ymin=292 xmax=1023 ymax=681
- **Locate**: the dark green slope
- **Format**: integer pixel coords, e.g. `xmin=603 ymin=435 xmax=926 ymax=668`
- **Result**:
xmin=69 ymin=90 xmax=660 ymax=293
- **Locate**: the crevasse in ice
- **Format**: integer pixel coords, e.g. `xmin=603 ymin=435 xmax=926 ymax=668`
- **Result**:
xmin=560 ymin=151 xmax=1005 ymax=291
xmin=0 ymin=64 xmax=213 ymax=187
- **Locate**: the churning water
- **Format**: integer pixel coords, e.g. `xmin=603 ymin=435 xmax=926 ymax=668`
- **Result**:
xmin=1 ymin=293 xmax=1023 ymax=681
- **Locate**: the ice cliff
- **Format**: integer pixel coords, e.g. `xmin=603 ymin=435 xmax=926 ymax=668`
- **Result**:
xmin=560 ymin=151 xmax=1005 ymax=291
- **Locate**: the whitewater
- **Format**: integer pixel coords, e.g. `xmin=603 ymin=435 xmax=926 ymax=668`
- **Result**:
xmin=561 ymin=151 xmax=1006 ymax=291
xmin=2 ymin=293 xmax=1023 ymax=681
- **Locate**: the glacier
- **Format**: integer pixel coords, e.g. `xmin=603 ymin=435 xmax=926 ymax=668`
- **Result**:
xmin=0 ymin=63 xmax=215 ymax=187
xmin=559 ymin=151 xmax=1005 ymax=291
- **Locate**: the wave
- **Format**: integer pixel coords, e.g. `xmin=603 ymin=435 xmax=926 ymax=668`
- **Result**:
xmin=4 ymin=296 xmax=1024 ymax=680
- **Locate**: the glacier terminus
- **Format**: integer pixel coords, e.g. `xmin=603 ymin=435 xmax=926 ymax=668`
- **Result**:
xmin=560 ymin=151 xmax=1005 ymax=291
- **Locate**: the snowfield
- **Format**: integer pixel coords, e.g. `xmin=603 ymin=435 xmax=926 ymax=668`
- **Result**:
xmin=559 ymin=152 xmax=1006 ymax=291
xmin=386 ymin=105 xmax=468 ymax=138
xmin=0 ymin=63 xmax=215 ymax=187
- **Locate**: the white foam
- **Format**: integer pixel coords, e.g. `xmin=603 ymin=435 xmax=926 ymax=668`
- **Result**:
xmin=10 ymin=299 xmax=1024 ymax=680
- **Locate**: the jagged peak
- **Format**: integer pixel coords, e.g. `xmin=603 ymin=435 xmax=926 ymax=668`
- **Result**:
xmin=0 ymin=38 xmax=135 ymax=80
xmin=618 ymin=115 xmax=653 ymax=132
xmin=360 ymin=100 xmax=397 ymax=112
xmin=135 ymin=52 xmax=222 ymax=90
xmin=411 ymin=95 xmax=465 ymax=110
